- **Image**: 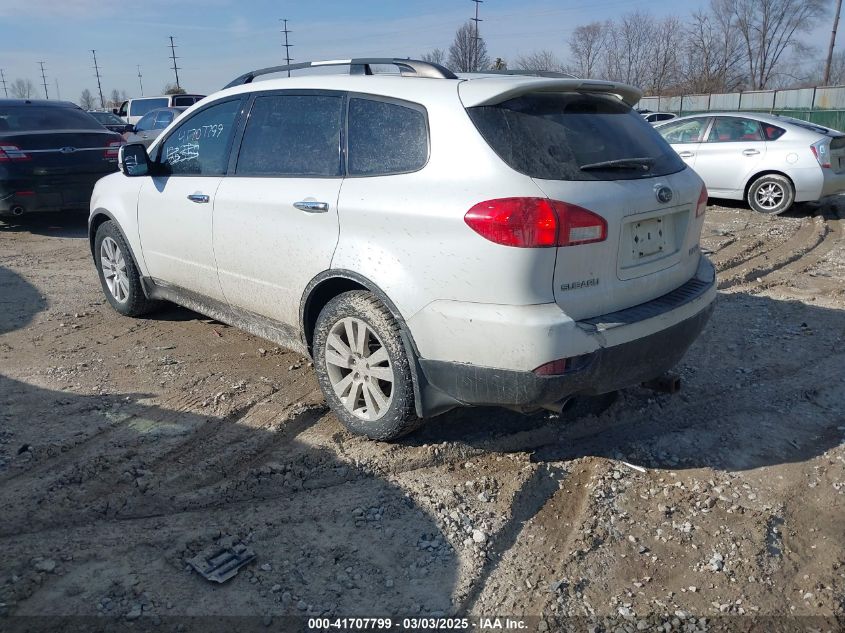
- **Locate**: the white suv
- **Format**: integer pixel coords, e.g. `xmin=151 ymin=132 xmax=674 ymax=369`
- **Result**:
xmin=89 ymin=58 xmax=716 ymax=440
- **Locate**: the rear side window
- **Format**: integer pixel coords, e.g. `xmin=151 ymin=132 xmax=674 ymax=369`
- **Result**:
xmin=159 ymin=99 xmax=241 ymax=176
xmin=172 ymin=96 xmax=199 ymax=107
xmin=763 ymin=124 xmax=786 ymax=141
xmin=130 ymin=98 xmax=168 ymax=117
xmin=235 ymin=94 xmax=343 ymax=177
xmin=347 ymin=98 xmax=428 ymax=176
xmin=708 ymin=117 xmax=763 ymax=142
xmin=0 ymin=106 xmax=103 ymax=131
xmin=468 ymin=93 xmax=685 ymax=181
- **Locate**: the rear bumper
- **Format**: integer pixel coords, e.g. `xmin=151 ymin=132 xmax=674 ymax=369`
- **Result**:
xmin=414 ymin=257 xmax=716 ymax=416
xmin=0 ymin=173 xmax=112 ymax=216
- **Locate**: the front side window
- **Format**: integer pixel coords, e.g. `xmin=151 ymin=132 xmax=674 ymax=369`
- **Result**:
xmin=129 ymin=98 xmax=168 ymax=117
xmin=708 ymin=117 xmax=763 ymax=142
xmin=158 ymin=99 xmax=241 ymax=176
xmin=347 ymin=98 xmax=428 ymax=176
xmin=468 ymin=92 xmax=685 ymax=181
xmin=657 ymin=118 xmax=709 ymax=144
xmin=235 ymin=94 xmax=343 ymax=177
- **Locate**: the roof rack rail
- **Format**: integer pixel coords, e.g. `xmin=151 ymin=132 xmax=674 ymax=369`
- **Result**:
xmin=464 ymin=69 xmax=578 ymax=79
xmin=223 ymin=58 xmax=457 ymax=89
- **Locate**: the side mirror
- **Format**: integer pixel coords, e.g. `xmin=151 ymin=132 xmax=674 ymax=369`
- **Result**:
xmin=123 ymin=124 xmax=134 ymax=134
xmin=112 ymin=108 xmax=119 ymax=115
xmin=119 ymin=143 xmax=151 ymax=177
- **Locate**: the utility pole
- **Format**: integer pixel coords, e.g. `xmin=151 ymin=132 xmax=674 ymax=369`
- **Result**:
xmin=0 ymin=69 xmax=8 ymax=98
xmin=137 ymin=65 xmax=144 ymax=95
xmin=280 ymin=19 xmax=293 ymax=76
xmin=169 ymin=36 xmax=181 ymax=90
xmin=55 ymin=78 xmax=60 ymax=100
xmin=471 ymin=0 xmax=483 ymax=72
xmin=91 ymin=50 xmax=105 ymax=109
xmin=38 ymin=61 xmax=49 ymax=99
xmin=824 ymin=0 xmax=843 ymax=85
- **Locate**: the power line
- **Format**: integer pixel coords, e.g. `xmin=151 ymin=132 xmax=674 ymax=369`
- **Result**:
xmin=91 ymin=50 xmax=105 ymax=109
xmin=0 ymin=69 xmax=8 ymax=98
xmin=280 ymin=19 xmax=294 ymax=76
xmin=137 ymin=65 xmax=144 ymax=95
xmin=471 ymin=0 xmax=483 ymax=71
xmin=38 ymin=61 xmax=49 ymax=99
xmin=169 ymin=35 xmax=181 ymax=89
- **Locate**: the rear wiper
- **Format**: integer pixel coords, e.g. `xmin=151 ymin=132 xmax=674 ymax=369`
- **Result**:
xmin=580 ymin=157 xmax=656 ymax=171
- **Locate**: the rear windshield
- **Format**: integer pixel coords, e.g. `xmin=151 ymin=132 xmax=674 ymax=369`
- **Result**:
xmin=468 ymin=92 xmax=685 ymax=181
xmin=0 ymin=106 xmax=104 ymax=131
xmin=129 ymin=98 xmax=169 ymax=117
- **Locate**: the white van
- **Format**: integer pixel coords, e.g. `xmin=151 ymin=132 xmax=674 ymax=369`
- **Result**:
xmin=115 ymin=94 xmax=205 ymax=125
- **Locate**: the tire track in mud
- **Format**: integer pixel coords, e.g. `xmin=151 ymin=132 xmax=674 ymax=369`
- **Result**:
xmin=717 ymin=216 xmax=828 ymax=290
xmin=746 ymin=209 xmax=844 ymax=292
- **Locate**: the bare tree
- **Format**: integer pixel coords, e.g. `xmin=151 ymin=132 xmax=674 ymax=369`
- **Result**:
xmin=714 ymin=0 xmax=826 ymax=89
xmin=514 ymin=50 xmax=565 ymax=72
xmin=163 ymin=83 xmax=186 ymax=95
xmin=647 ymin=16 xmax=684 ymax=95
xmin=420 ymin=48 xmax=447 ymax=67
xmin=11 ymin=78 xmax=35 ymax=99
xmin=492 ymin=57 xmax=508 ymax=70
xmin=681 ymin=9 xmax=745 ymax=92
xmin=109 ymin=89 xmax=121 ymax=109
xmin=569 ymin=22 xmax=608 ymax=78
xmin=448 ymin=21 xmax=490 ymax=72
xmin=79 ymin=89 xmax=95 ymax=110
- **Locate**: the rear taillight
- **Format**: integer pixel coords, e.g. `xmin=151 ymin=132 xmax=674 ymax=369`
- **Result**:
xmin=533 ymin=358 xmax=568 ymax=376
xmin=464 ymin=197 xmax=607 ymax=248
xmin=104 ymin=140 xmax=124 ymax=160
xmin=811 ymin=140 xmax=831 ymax=168
xmin=696 ymin=185 xmax=708 ymax=218
xmin=0 ymin=144 xmax=31 ymax=162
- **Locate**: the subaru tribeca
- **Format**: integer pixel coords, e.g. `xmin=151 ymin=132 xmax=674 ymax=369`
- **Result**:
xmin=88 ymin=58 xmax=716 ymax=440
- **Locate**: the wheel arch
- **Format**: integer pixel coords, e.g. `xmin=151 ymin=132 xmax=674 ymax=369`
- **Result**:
xmin=300 ymin=270 xmax=446 ymax=419
xmin=88 ymin=208 xmax=120 ymax=258
xmin=743 ymin=170 xmax=795 ymax=202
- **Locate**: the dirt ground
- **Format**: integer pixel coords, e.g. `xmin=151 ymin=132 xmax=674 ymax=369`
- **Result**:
xmin=0 ymin=199 xmax=843 ymax=631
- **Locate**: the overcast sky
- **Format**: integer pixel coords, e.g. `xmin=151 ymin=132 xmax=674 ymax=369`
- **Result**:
xmin=0 ymin=0 xmax=834 ymax=104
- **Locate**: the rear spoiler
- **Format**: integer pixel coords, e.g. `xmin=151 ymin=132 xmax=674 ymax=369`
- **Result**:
xmin=459 ymin=78 xmax=642 ymax=108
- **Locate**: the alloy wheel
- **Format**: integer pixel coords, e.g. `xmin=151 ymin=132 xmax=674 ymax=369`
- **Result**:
xmin=754 ymin=182 xmax=784 ymax=211
xmin=324 ymin=317 xmax=394 ymax=421
xmin=100 ymin=236 xmax=130 ymax=303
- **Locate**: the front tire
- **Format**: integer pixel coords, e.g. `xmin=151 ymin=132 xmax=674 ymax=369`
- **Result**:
xmin=94 ymin=221 xmax=156 ymax=317
xmin=313 ymin=291 xmax=420 ymax=441
xmin=747 ymin=174 xmax=794 ymax=215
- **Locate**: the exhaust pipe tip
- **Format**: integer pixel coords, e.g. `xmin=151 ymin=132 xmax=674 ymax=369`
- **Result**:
xmin=542 ymin=397 xmax=574 ymax=415
xmin=10 ymin=206 xmax=24 ymax=217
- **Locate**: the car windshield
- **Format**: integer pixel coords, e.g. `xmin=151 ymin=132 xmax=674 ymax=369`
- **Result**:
xmin=467 ymin=92 xmax=685 ymax=181
xmin=89 ymin=112 xmax=124 ymax=125
xmin=0 ymin=106 xmax=104 ymax=131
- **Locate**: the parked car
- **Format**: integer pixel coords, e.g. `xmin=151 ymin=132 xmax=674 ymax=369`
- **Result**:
xmin=89 ymin=58 xmax=715 ymax=440
xmin=115 ymin=94 xmax=204 ymax=125
xmin=1 ymin=99 xmax=124 ymax=217
xmin=88 ymin=111 xmax=133 ymax=134
xmin=642 ymin=112 xmax=676 ymax=124
xmin=124 ymin=107 xmax=186 ymax=147
xmin=656 ymin=112 xmax=845 ymax=214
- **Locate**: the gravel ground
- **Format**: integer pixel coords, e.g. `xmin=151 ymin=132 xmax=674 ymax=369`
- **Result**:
xmin=0 ymin=200 xmax=843 ymax=632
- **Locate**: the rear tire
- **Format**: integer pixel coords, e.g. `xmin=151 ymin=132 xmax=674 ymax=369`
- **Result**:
xmin=747 ymin=174 xmax=794 ymax=215
xmin=94 ymin=221 xmax=157 ymax=317
xmin=313 ymin=291 xmax=421 ymax=441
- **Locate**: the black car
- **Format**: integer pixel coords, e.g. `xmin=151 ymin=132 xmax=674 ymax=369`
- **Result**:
xmin=0 ymin=100 xmax=124 ymax=217
xmin=87 ymin=110 xmax=133 ymax=134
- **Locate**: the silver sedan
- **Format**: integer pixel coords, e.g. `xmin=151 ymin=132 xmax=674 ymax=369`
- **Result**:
xmin=124 ymin=107 xmax=186 ymax=148
xmin=656 ymin=112 xmax=845 ymax=214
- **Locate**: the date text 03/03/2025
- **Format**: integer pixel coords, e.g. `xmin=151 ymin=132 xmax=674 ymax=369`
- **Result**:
xmin=306 ymin=617 xmax=528 ymax=630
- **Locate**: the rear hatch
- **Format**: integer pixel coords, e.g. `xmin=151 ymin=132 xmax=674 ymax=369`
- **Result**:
xmin=463 ymin=87 xmax=706 ymax=320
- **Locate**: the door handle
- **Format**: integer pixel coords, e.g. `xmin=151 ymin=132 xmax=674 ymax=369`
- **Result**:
xmin=742 ymin=149 xmax=760 ymax=156
xmin=187 ymin=194 xmax=210 ymax=204
xmin=294 ymin=201 xmax=329 ymax=213
xmin=677 ymin=151 xmax=694 ymax=158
